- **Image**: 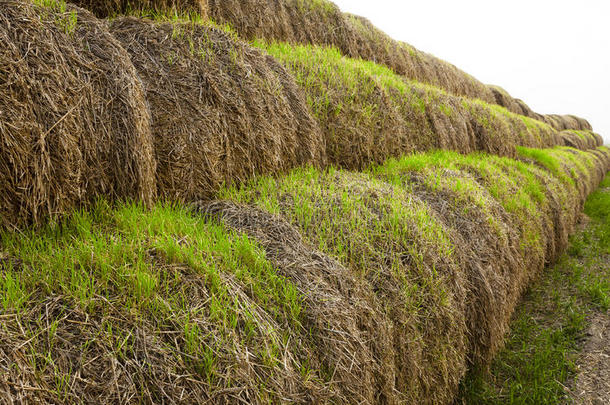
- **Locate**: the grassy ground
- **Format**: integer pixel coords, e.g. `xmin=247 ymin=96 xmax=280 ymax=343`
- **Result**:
xmin=459 ymin=173 xmax=610 ymax=404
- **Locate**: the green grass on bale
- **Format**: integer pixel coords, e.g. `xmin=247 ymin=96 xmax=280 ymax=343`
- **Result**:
xmin=1 ymin=145 xmax=607 ymax=403
xmin=459 ymin=173 xmax=610 ymax=404
xmin=0 ymin=201 xmax=307 ymax=400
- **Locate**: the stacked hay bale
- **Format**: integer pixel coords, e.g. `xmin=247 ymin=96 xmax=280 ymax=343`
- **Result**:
xmin=0 ymin=0 xmax=156 ymax=229
xmin=345 ymin=13 xmax=496 ymax=103
xmin=109 ymin=17 xmax=325 ymax=201
xmin=198 ymin=146 xmax=610 ymax=403
xmin=71 ymin=0 xmax=595 ymax=134
xmin=488 ymin=85 xmax=537 ymax=117
xmin=559 ymin=130 xmax=604 ymax=149
xmin=208 ymin=168 xmax=471 ymax=404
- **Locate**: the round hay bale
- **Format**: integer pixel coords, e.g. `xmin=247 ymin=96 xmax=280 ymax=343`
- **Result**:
xmin=109 ymin=17 xmax=324 ymax=201
xmin=198 ymin=201 xmax=396 ymax=403
xmin=0 ymin=0 xmax=156 ymax=229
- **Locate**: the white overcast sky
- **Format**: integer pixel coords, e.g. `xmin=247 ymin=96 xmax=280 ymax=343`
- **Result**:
xmin=332 ymin=0 xmax=610 ymax=144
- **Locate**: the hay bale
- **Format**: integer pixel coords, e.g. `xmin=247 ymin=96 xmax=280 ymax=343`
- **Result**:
xmin=559 ymin=130 xmax=604 ymax=150
xmin=70 ymin=0 xmax=207 ymax=18
xmin=487 ymin=86 xmax=595 ymax=132
xmin=72 ymin=0 xmax=595 ymax=133
xmin=109 ymin=17 xmax=324 ymax=201
xmin=198 ymin=201 xmax=396 ymax=403
xmin=0 ymin=0 xmax=156 ymax=229
xmin=489 ymin=85 xmax=529 ymax=116
xmin=1 ymin=145 xmax=608 ymax=403
xmin=218 ymin=168 xmax=470 ymax=404
xmin=206 ymin=0 xmax=359 ymax=54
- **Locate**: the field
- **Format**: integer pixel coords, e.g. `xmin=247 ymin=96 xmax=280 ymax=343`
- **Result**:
xmin=0 ymin=0 xmax=608 ymax=403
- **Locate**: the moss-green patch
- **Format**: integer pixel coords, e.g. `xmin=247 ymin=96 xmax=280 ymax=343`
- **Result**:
xmin=33 ymin=0 xmax=78 ymax=34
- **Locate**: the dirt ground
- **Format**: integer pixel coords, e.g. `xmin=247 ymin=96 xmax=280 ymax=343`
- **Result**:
xmin=567 ymin=313 xmax=610 ymax=404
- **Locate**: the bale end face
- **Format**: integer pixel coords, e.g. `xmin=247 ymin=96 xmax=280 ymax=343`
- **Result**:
xmin=0 ymin=0 xmax=156 ymax=228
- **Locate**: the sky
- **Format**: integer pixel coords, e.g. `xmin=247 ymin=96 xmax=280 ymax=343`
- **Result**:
xmin=332 ymin=0 xmax=610 ymax=144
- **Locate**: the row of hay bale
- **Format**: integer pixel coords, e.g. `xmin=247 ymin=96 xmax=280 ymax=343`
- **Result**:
xmin=257 ymin=42 xmax=603 ymax=169
xmin=488 ymin=85 xmax=593 ymax=131
xmin=559 ymin=129 xmax=605 ymax=150
xmin=0 ymin=1 xmax=604 ymax=229
xmin=0 ymin=0 xmax=322 ymax=228
xmin=1 ymin=145 xmax=608 ymax=404
xmin=193 ymin=145 xmax=610 ymax=404
xmin=71 ymin=0 xmax=593 ymax=132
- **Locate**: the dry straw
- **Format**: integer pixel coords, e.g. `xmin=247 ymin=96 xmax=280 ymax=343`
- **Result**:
xmin=72 ymin=0 xmax=594 ymax=132
xmin=0 ymin=0 xmax=156 ymax=229
xmin=109 ymin=17 xmax=325 ymax=201
xmin=196 ymin=146 xmax=610 ymax=403
xmin=201 ymin=0 xmax=593 ymax=131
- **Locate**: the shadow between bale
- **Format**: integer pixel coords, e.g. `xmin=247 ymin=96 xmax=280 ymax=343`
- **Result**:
xmin=0 ymin=0 xmax=156 ymax=229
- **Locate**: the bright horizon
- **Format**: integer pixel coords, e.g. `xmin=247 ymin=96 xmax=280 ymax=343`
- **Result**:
xmin=333 ymin=0 xmax=610 ymax=144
